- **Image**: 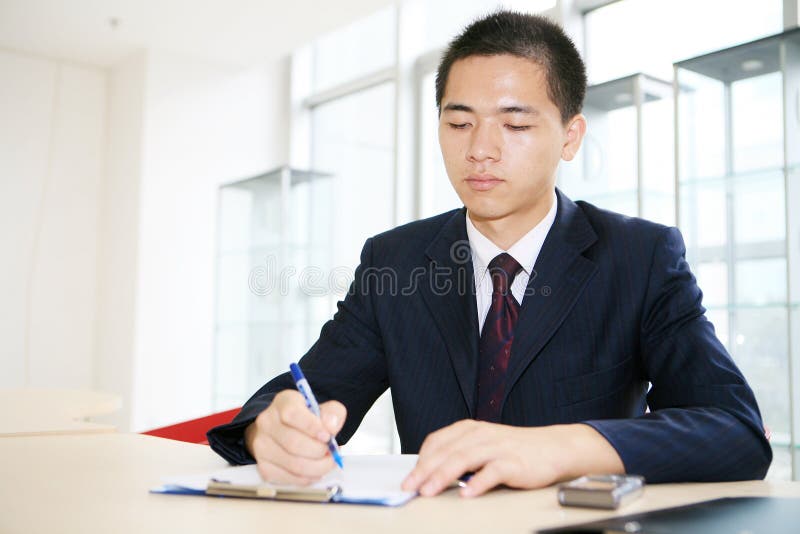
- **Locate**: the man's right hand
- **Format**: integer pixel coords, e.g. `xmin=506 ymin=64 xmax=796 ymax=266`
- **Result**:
xmin=244 ymin=390 xmax=347 ymax=485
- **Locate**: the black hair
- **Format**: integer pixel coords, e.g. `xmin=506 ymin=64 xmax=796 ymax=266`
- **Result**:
xmin=435 ymin=10 xmax=587 ymax=124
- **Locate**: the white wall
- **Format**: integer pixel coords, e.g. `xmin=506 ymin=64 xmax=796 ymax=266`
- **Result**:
xmin=1 ymin=45 xmax=290 ymax=432
xmin=95 ymin=51 xmax=146 ymax=431
xmin=0 ymin=49 xmax=106 ymax=390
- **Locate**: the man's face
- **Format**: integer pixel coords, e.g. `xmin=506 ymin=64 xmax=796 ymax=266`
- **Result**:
xmin=438 ymin=54 xmax=584 ymax=225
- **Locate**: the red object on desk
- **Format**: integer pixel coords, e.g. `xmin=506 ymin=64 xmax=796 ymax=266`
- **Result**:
xmin=142 ymin=408 xmax=240 ymax=445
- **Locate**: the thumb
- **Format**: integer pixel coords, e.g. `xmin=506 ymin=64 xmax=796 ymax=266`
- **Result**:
xmin=319 ymin=400 xmax=347 ymax=435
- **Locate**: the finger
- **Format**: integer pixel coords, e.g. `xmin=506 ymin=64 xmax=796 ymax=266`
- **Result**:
xmin=417 ymin=420 xmax=475 ymax=458
xmin=319 ymin=400 xmax=347 ymax=435
xmin=403 ymin=423 xmax=469 ymax=491
xmin=418 ymin=446 xmax=495 ymax=497
xmin=254 ymin=432 xmax=336 ymax=480
xmin=256 ymin=458 xmax=312 ymax=486
xmin=270 ymin=422 xmax=331 ymax=459
xmin=273 ymin=390 xmax=330 ymax=442
xmin=460 ymin=461 xmax=506 ymax=498
xmin=402 ymin=421 xmax=481 ymax=492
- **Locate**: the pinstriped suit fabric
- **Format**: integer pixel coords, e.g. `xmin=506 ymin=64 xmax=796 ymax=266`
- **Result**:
xmin=208 ymin=189 xmax=771 ymax=483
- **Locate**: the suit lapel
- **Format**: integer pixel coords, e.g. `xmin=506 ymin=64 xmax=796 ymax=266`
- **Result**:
xmin=502 ymin=190 xmax=599 ymax=412
xmin=420 ymin=209 xmax=480 ymax=416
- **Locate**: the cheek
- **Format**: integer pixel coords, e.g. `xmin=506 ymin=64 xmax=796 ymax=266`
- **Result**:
xmin=512 ymin=131 xmax=562 ymax=164
xmin=504 ymin=137 xmax=561 ymax=182
xmin=439 ymin=133 xmax=464 ymax=167
xmin=438 ymin=123 xmax=457 ymax=148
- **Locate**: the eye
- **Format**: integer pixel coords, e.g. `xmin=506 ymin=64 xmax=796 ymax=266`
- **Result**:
xmin=448 ymin=122 xmax=470 ymax=129
xmin=506 ymin=124 xmax=531 ymax=131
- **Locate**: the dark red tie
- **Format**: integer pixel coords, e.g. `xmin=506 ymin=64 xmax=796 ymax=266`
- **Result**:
xmin=476 ymin=253 xmax=523 ymax=422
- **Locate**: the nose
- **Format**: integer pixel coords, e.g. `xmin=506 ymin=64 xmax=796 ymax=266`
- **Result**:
xmin=466 ymin=122 xmax=501 ymax=162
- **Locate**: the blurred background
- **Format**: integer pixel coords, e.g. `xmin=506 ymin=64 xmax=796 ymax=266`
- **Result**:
xmin=1 ymin=0 xmax=798 ymax=479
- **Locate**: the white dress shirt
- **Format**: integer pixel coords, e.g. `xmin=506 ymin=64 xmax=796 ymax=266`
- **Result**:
xmin=466 ymin=191 xmax=558 ymax=333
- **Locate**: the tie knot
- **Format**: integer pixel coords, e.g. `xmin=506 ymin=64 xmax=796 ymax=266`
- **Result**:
xmin=487 ymin=253 xmax=522 ymax=295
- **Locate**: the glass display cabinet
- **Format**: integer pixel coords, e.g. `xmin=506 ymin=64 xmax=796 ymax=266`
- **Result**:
xmin=213 ymin=167 xmax=332 ymax=410
xmin=558 ymin=73 xmax=675 ymax=225
xmin=675 ymin=28 xmax=800 ymax=480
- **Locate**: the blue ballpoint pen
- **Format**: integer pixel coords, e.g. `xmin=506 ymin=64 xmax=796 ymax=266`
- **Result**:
xmin=289 ymin=362 xmax=344 ymax=469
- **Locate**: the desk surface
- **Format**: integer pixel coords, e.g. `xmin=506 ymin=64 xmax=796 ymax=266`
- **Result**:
xmin=1 ymin=433 xmax=798 ymax=534
xmin=0 ymin=388 xmax=119 ymax=436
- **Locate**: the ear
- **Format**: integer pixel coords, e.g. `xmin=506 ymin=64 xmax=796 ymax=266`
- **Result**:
xmin=561 ymin=114 xmax=587 ymax=162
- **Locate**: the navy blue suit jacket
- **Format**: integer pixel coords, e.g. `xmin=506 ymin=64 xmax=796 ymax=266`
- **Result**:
xmin=208 ymin=189 xmax=771 ymax=482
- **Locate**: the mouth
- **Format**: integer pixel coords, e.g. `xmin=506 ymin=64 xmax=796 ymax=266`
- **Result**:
xmin=465 ymin=174 xmax=504 ymax=192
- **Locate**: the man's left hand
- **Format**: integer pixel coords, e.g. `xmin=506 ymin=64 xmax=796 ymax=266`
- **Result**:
xmin=401 ymin=420 xmax=624 ymax=498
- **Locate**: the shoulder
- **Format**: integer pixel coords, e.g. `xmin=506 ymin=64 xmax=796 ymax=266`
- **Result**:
xmin=364 ymin=208 xmax=462 ymax=262
xmin=575 ymin=200 xmax=683 ymax=252
xmin=373 ymin=208 xmax=463 ymax=243
xmin=568 ymin=200 xmax=687 ymax=271
xmin=574 ymin=200 xmax=672 ymax=241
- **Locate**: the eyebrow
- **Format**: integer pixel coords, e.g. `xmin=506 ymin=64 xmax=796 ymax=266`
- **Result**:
xmin=442 ymin=103 xmax=540 ymax=115
xmin=500 ymin=105 xmax=539 ymax=115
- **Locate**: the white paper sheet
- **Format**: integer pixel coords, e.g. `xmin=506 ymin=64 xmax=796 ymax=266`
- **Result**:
xmin=157 ymin=454 xmax=419 ymax=506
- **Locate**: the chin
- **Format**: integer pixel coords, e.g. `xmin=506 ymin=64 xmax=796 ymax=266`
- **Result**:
xmin=464 ymin=204 xmax=508 ymax=222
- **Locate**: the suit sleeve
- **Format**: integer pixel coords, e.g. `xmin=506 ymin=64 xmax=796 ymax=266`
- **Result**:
xmin=207 ymin=237 xmax=390 ymax=464
xmin=584 ymin=226 xmax=772 ymax=482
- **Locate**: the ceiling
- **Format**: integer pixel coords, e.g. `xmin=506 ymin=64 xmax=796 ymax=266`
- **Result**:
xmin=0 ymin=0 xmax=395 ymax=68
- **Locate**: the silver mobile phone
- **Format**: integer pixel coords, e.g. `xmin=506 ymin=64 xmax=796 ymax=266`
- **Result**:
xmin=557 ymin=474 xmax=645 ymax=509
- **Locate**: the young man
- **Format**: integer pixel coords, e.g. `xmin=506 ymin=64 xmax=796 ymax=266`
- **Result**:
xmin=208 ymin=11 xmax=771 ymax=497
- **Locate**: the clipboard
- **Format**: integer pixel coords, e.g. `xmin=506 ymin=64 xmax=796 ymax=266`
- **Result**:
xmin=205 ymin=479 xmax=340 ymax=502
xmin=151 ymin=454 xmax=418 ymax=506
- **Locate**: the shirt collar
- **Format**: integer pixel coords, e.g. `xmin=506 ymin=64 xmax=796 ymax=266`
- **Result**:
xmin=465 ymin=190 xmax=558 ymax=276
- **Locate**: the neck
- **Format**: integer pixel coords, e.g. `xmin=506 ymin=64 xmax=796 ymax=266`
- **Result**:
xmin=468 ymin=190 xmax=555 ymax=250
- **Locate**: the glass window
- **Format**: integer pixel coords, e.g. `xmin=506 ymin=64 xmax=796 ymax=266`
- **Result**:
xmin=695 ymin=261 xmax=729 ymax=307
xmin=418 ymin=70 xmax=462 ymax=218
xmin=734 ymin=258 xmax=787 ymax=306
xmin=585 ymin=0 xmax=783 ymax=84
xmin=673 ymin=25 xmax=797 ymax=480
xmin=312 ymin=6 xmax=397 ymax=93
xmin=731 ymin=307 xmax=790 ymax=434
xmin=676 ymin=69 xmax=728 ymax=181
xmin=214 ymin=168 xmax=333 ymax=409
xmin=310 ymin=81 xmax=397 ymax=453
xmin=731 ymin=72 xmax=784 ymax=173
xmin=407 ymin=0 xmax=556 ymax=55
xmin=732 ymin=305 xmax=792 ymax=481
xmin=680 ymin=180 xmax=728 ymax=250
xmin=560 ymin=98 xmax=639 ymax=217
xmin=640 ymin=87 xmax=675 ymax=224
xmin=732 ymin=172 xmax=786 ymax=244
xmin=311 ymin=82 xmax=396 ymax=276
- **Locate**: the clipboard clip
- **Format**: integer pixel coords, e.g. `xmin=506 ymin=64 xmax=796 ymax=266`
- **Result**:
xmin=206 ymin=479 xmax=342 ymax=502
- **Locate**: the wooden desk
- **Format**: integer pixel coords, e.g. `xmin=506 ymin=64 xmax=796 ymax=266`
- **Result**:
xmin=0 ymin=433 xmax=798 ymax=534
xmin=0 ymin=389 xmax=119 ymax=436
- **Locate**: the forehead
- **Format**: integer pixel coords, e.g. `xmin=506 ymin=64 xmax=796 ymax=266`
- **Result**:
xmin=442 ymin=54 xmax=552 ymax=109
